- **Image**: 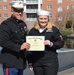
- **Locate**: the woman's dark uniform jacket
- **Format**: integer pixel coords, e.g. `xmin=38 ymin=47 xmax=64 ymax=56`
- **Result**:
xmin=27 ymin=27 xmax=64 ymax=71
xmin=0 ymin=16 xmax=27 ymax=69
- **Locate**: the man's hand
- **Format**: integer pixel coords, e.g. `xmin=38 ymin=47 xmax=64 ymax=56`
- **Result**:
xmin=29 ymin=66 xmax=33 ymax=71
xmin=20 ymin=43 xmax=30 ymax=50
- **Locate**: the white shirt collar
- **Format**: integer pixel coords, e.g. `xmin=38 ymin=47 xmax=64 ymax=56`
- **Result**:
xmin=39 ymin=28 xmax=46 ymax=33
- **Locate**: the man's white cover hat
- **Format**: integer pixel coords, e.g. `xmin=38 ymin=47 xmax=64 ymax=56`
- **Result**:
xmin=37 ymin=10 xmax=50 ymax=16
xmin=10 ymin=1 xmax=26 ymax=9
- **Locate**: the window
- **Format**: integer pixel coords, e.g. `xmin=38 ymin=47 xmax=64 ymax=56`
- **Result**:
xmin=66 ymin=6 xmax=69 ymax=10
xmin=27 ymin=14 xmax=36 ymax=18
xmin=3 ymin=0 xmax=7 ymax=2
xmin=13 ymin=0 xmax=24 ymax=1
xmin=47 ymin=5 xmax=52 ymax=10
xmin=4 ymin=14 xmax=8 ymax=18
xmin=71 ymin=5 xmax=74 ymax=9
xmin=47 ymin=0 xmax=52 ymax=1
xmin=72 ymin=14 xmax=74 ymax=17
xmin=58 ymin=15 xmax=62 ymax=21
xmin=4 ymin=5 xmax=8 ymax=10
xmin=49 ymin=13 xmax=52 ymax=19
xmin=0 ymin=14 xmax=1 ymax=18
xmin=0 ymin=6 xmax=1 ymax=10
xmin=58 ymin=0 xmax=62 ymax=3
xmin=71 ymin=0 xmax=74 ymax=1
xmin=58 ymin=6 xmax=62 ymax=12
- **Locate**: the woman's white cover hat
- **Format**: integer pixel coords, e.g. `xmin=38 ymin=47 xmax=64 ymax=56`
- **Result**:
xmin=10 ymin=1 xmax=26 ymax=9
xmin=37 ymin=10 xmax=50 ymax=16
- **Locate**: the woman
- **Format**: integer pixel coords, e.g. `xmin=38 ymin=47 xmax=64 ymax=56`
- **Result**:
xmin=27 ymin=10 xmax=64 ymax=75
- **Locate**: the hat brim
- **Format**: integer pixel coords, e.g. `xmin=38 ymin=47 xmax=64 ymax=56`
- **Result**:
xmin=12 ymin=7 xmax=24 ymax=12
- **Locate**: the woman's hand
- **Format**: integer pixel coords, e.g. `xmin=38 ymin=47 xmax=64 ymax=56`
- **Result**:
xmin=44 ymin=40 xmax=51 ymax=46
xmin=29 ymin=66 xmax=33 ymax=71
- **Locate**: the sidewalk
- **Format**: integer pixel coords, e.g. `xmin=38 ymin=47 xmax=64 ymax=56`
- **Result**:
xmin=0 ymin=64 xmax=74 ymax=75
xmin=58 ymin=67 xmax=74 ymax=75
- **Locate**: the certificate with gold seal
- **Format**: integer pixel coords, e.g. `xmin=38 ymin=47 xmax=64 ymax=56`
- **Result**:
xmin=26 ymin=36 xmax=45 ymax=51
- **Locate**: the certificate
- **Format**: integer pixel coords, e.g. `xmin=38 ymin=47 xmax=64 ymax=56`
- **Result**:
xmin=26 ymin=36 xmax=45 ymax=51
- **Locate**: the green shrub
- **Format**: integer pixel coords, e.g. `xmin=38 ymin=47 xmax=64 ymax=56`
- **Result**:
xmin=60 ymin=29 xmax=72 ymax=37
xmin=66 ymin=20 xmax=72 ymax=28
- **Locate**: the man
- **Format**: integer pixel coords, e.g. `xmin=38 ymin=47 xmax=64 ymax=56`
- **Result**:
xmin=0 ymin=0 xmax=30 ymax=75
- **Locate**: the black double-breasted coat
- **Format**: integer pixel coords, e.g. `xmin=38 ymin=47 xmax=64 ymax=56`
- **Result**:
xmin=0 ymin=16 xmax=27 ymax=69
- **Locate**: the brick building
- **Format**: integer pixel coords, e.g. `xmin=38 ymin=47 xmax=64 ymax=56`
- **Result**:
xmin=0 ymin=0 xmax=74 ymax=29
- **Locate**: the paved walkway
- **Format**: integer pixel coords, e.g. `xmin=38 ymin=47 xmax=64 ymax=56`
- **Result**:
xmin=58 ymin=67 xmax=74 ymax=75
xmin=0 ymin=64 xmax=74 ymax=75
